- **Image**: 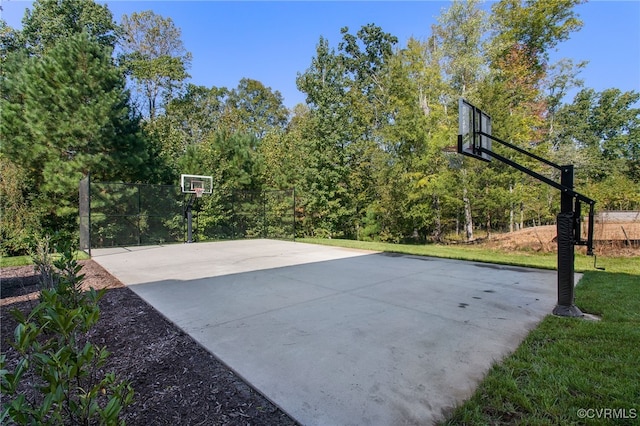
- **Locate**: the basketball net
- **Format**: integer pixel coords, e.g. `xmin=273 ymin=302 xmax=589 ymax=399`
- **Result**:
xmin=194 ymin=187 xmax=204 ymax=198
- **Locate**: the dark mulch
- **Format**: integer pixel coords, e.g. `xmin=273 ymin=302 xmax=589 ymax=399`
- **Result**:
xmin=0 ymin=261 xmax=299 ymax=426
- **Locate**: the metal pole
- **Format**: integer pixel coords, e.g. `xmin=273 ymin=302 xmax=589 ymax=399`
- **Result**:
xmin=87 ymin=172 xmax=92 ymax=257
xmin=137 ymin=184 xmax=142 ymax=245
xmin=553 ymin=165 xmax=582 ymax=317
xmin=263 ymin=192 xmax=267 ymax=239
xmin=186 ymin=194 xmax=194 ymax=243
xmin=560 ymin=165 xmax=574 ymax=214
xmin=187 ymin=206 xmax=193 ymax=243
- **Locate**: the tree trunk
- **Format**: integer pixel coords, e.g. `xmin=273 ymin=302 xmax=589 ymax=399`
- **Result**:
xmin=509 ymin=184 xmax=514 ymax=233
xmin=433 ymin=194 xmax=442 ymax=242
xmin=519 ymin=203 xmax=524 ymax=230
xmin=462 ymin=169 xmax=473 ymax=241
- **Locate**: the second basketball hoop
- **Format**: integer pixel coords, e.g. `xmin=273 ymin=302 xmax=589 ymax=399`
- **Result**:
xmin=181 ymin=174 xmax=213 ymax=243
xmin=181 ymin=174 xmax=213 ymax=195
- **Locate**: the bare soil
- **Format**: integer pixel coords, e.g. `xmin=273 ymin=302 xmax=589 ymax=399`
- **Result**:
xmin=0 ymin=261 xmax=299 ymax=426
xmin=482 ymin=222 xmax=640 ymax=256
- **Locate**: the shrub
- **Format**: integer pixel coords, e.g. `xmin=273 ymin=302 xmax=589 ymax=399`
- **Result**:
xmin=0 ymin=238 xmax=134 ymax=425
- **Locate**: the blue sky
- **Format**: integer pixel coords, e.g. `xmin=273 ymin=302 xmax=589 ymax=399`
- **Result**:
xmin=2 ymin=0 xmax=639 ymax=109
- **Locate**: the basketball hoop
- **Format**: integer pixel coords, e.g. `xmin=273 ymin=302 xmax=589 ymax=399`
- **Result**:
xmin=442 ymin=145 xmax=463 ymax=170
xmin=194 ymin=187 xmax=204 ymax=198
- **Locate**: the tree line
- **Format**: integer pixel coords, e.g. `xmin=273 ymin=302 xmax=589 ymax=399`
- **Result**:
xmin=1 ymin=0 xmax=638 ymax=255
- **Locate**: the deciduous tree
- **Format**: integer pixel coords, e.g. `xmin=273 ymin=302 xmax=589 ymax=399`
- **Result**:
xmin=20 ymin=0 xmax=119 ymax=54
xmin=223 ymin=78 xmax=289 ymax=138
xmin=431 ymin=0 xmax=489 ymax=240
xmin=120 ymin=10 xmax=191 ymax=119
xmin=296 ymin=36 xmax=353 ymax=236
xmin=552 ymin=88 xmax=640 ymax=184
xmin=148 ymin=83 xmax=229 ymax=171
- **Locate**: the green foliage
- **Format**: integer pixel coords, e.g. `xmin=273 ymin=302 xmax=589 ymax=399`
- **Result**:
xmin=295 ymin=25 xmax=400 ymax=238
xmin=258 ymin=105 xmax=309 ymax=191
xmin=225 ymin=78 xmax=289 ymax=138
xmin=148 ymin=79 xmax=287 ymax=179
xmin=553 ymin=88 xmax=640 ymax=186
xmin=120 ymin=10 xmax=192 ymax=119
xmin=147 ymin=84 xmax=228 ymax=170
xmin=0 ymin=156 xmax=40 ymax=256
xmin=490 ymin=0 xmax=585 ymax=71
xmin=585 ymin=173 xmax=640 ymax=211
xmin=0 ymin=19 xmax=22 ymax=59
xmin=0 ymin=237 xmax=133 ymax=425
xmin=2 ymin=0 xmax=637 ymax=246
xmin=20 ymin=0 xmax=120 ymax=54
xmin=432 ymin=0 xmax=488 ymax=97
xmin=295 ymin=35 xmax=352 ymax=235
xmin=544 ymin=58 xmax=587 ymax=135
xmin=1 ymin=32 xmax=155 ymax=236
xmin=179 ymin=132 xmax=264 ymax=240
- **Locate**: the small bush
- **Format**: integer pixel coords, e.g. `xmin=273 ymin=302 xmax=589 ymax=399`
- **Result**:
xmin=1 ymin=238 xmax=134 ymax=425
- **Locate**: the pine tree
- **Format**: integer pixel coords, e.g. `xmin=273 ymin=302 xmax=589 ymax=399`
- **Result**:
xmin=1 ymin=33 xmax=152 ymax=235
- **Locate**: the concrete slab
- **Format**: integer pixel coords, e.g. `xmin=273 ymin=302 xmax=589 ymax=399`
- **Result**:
xmin=92 ymin=239 xmax=560 ymax=425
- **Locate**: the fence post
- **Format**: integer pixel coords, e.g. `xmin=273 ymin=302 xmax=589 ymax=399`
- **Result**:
xmin=87 ymin=172 xmax=92 ymax=256
xmin=137 ymin=184 xmax=142 ymax=245
xmin=88 ymin=173 xmax=91 ymax=256
xmin=263 ymin=192 xmax=267 ymax=239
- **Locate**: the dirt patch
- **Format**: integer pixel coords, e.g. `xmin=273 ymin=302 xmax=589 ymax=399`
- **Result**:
xmin=483 ymin=223 xmax=640 ymax=256
xmin=484 ymin=225 xmax=558 ymax=253
xmin=1 ymin=261 xmax=299 ymax=425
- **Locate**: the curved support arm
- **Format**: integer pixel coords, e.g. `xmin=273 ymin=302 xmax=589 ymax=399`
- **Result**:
xmin=476 ymin=133 xmax=596 ymax=256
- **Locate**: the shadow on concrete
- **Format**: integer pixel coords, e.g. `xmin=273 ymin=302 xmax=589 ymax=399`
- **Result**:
xmin=94 ymin=241 xmax=557 ymax=425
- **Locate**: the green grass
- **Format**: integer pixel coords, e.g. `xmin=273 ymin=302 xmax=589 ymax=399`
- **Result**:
xmin=0 ymin=255 xmax=34 ymax=268
xmin=0 ymin=251 xmax=90 ymax=268
xmin=441 ymin=271 xmax=640 ymax=425
xmin=297 ymin=238 xmax=639 ymax=275
xmin=299 ymin=238 xmax=640 ymax=425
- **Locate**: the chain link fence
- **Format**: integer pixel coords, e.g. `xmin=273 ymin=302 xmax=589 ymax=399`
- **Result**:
xmin=79 ymin=177 xmax=294 ymax=254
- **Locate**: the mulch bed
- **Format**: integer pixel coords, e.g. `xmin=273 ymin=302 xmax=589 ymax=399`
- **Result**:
xmin=0 ymin=261 xmax=299 ymax=425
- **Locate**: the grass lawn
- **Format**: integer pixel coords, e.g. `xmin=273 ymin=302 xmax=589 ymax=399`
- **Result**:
xmin=0 ymin=255 xmax=33 ymax=268
xmin=0 ymin=251 xmax=90 ymax=268
xmin=297 ymin=238 xmax=638 ymax=275
xmin=300 ymin=239 xmax=640 ymax=425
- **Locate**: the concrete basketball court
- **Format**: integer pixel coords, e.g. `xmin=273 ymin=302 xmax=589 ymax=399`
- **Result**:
xmin=92 ymin=239 xmax=562 ymax=425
